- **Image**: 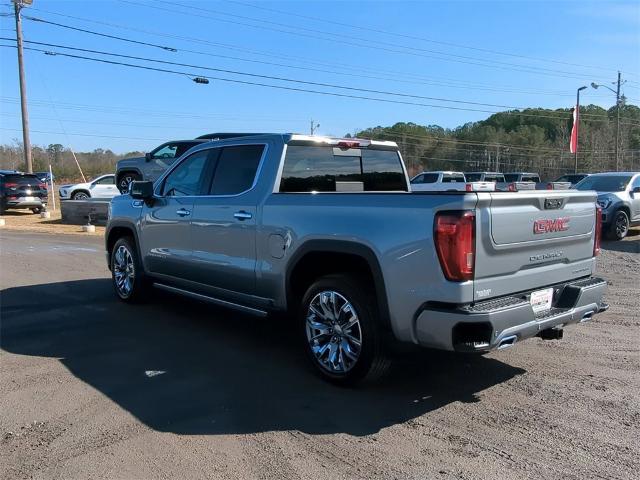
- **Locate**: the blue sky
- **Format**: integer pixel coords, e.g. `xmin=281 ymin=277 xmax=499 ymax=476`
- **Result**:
xmin=1 ymin=0 xmax=639 ymax=153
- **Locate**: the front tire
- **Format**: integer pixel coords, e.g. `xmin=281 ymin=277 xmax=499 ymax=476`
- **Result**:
xmin=606 ymin=210 xmax=629 ymax=240
xmin=300 ymin=274 xmax=390 ymax=385
xmin=118 ymin=172 xmax=140 ymax=194
xmin=71 ymin=191 xmax=89 ymax=200
xmin=110 ymin=237 xmax=148 ymax=303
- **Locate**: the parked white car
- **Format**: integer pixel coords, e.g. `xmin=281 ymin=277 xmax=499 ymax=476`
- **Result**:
xmin=59 ymin=174 xmax=120 ymax=200
xmin=411 ymin=171 xmax=496 ymax=192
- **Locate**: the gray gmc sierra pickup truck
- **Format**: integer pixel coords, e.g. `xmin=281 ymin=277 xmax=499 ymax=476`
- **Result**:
xmin=105 ymin=133 xmax=608 ymax=384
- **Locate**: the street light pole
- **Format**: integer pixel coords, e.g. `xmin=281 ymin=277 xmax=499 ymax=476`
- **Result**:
xmin=574 ymin=86 xmax=587 ymax=173
xmin=13 ymin=0 xmax=33 ymax=173
xmin=591 ymin=72 xmax=625 ymax=171
xmin=615 ymin=71 xmax=621 ymax=171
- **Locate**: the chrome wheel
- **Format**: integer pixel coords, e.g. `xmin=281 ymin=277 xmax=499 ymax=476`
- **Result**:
xmin=615 ymin=212 xmax=628 ymax=239
xmin=72 ymin=192 xmax=89 ymax=200
xmin=305 ymin=290 xmax=362 ymax=373
xmin=113 ymin=245 xmax=135 ymax=297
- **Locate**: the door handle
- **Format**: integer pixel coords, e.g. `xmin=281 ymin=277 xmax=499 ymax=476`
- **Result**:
xmin=176 ymin=208 xmax=191 ymax=217
xmin=233 ymin=211 xmax=253 ymax=220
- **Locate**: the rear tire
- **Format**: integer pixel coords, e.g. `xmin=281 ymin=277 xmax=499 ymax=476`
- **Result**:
xmin=110 ymin=236 xmax=149 ymax=303
xmin=299 ymin=274 xmax=390 ymax=386
xmin=606 ymin=210 xmax=629 ymax=240
xmin=118 ymin=172 xmax=140 ymax=194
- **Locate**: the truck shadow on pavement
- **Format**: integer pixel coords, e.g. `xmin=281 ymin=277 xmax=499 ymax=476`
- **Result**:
xmin=1 ymin=278 xmax=524 ymax=437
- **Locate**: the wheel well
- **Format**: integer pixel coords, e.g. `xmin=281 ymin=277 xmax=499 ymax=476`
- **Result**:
xmin=106 ymin=226 xmax=135 ymax=258
xmin=72 ymin=189 xmax=90 ymax=197
xmin=117 ymin=170 xmax=140 ymax=179
xmin=616 ymin=205 xmax=631 ymax=218
xmin=287 ymin=249 xmax=390 ymax=328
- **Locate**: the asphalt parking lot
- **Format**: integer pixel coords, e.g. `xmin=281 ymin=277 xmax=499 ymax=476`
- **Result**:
xmin=1 ymin=230 xmax=638 ymax=480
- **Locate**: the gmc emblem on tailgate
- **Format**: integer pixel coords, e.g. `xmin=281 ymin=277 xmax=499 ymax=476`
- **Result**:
xmin=533 ymin=217 xmax=570 ymax=234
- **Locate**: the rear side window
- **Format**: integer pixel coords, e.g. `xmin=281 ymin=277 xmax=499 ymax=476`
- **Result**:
xmin=209 ymin=144 xmax=265 ymax=195
xmin=94 ymin=176 xmax=115 ymax=185
xmin=279 ymin=146 xmax=406 ymax=192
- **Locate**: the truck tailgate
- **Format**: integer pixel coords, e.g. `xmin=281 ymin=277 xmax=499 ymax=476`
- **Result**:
xmin=473 ymin=190 xmax=598 ymax=301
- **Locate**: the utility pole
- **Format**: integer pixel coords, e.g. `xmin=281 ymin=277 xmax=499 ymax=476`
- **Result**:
xmin=14 ymin=0 xmax=33 ymax=173
xmin=615 ymin=71 xmax=621 ymax=171
xmin=310 ymin=119 xmax=320 ymax=135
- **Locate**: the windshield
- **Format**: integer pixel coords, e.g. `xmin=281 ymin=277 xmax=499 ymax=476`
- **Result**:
xmin=575 ymin=175 xmax=631 ymax=192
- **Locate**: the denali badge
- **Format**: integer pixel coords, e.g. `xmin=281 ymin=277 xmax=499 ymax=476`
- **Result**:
xmin=544 ymin=198 xmax=563 ymax=210
xmin=530 ymin=251 xmax=563 ymax=261
xmin=533 ymin=217 xmax=570 ymax=234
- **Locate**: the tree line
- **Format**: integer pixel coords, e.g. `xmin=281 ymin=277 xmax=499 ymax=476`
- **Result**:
xmin=0 ymin=142 xmax=143 ymax=181
xmin=355 ymin=104 xmax=640 ymax=178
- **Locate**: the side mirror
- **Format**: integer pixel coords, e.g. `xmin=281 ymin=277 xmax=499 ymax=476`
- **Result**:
xmin=130 ymin=180 xmax=154 ymax=200
xmin=145 ymin=152 xmax=152 ymax=162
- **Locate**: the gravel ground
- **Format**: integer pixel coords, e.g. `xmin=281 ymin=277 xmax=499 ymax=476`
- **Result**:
xmin=0 ymin=230 xmax=638 ymax=480
xmin=0 ymin=209 xmax=105 ymax=236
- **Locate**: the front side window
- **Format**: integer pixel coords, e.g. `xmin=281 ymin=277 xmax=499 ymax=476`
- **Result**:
xmin=162 ymin=150 xmax=209 ymax=196
xmin=209 ymin=144 xmax=265 ymax=195
xmin=152 ymin=143 xmax=179 ymax=159
xmin=94 ymin=175 xmax=115 ymax=185
xmin=279 ymin=146 xmax=406 ymax=192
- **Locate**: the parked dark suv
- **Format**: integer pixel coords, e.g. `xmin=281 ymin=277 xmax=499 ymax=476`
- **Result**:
xmin=0 ymin=172 xmax=48 ymax=214
xmin=115 ymin=133 xmax=264 ymax=193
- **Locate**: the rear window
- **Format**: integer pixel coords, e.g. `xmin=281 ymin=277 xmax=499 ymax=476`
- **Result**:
xmin=504 ymin=174 xmax=519 ymax=182
xmin=465 ymin=173 xmax=481 ymax=182
xmin=2 ymin=174 xmax=40 ymax=184
xmin=442 ymin=174 xmax=465 ymax=183
xmin=521 ymin=175 xmax=540 ymax=182
xmin=279 ymin=146 xmax=407 ymax=192
xmin=485 ymin=174 xmax=505 ymax=182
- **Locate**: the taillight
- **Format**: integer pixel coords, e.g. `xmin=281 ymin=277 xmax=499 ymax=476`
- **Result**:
xmin=465 ymin=183 xmax=473 ymax=192
xmin=39 ymin=183 xmax=47 ymax=189
xmin=4 ymin=182 xmax=18 ymax=188
xmin=434 ymin=211 xmax=475 ymax=282
xmin=546 ymin=183 xmax=553 ymax=190
xmin=507 ymin=183 xmax=517 ymax=192
xmin=594 ymin=205 xmax=602 ymax=256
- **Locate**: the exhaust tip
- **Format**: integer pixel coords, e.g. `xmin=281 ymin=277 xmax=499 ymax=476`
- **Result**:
xmin=497 ymin=335 xmax=518 ymax=350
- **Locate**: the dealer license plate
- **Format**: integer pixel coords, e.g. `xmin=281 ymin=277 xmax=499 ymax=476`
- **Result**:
xmin=530 ymin=288 xmax=554 ymax=314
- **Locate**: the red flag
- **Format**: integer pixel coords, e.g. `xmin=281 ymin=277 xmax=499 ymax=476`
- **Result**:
xmin=569 ymin=105 xmax=579 ymax=154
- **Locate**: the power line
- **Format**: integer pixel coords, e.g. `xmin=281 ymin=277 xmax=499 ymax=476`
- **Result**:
xmin=5 ymin=38 xmax=635 ymax=126
xmin=2 ymin=36 xmax=555 ymax=111
xmin=124 ymin=0 xmax=619 ymax=82
xmin=0 ymin=127 xmax=167 ymax=142
xmin=3 ymin=43 xmax=637 ymax=130
xmin=22 ymin=7 xmax=640 ymax=95
xmin=22 ymin=15 xmax=177 ymax=52
xmin=225 ymin=0 xmax=628 ymax=76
